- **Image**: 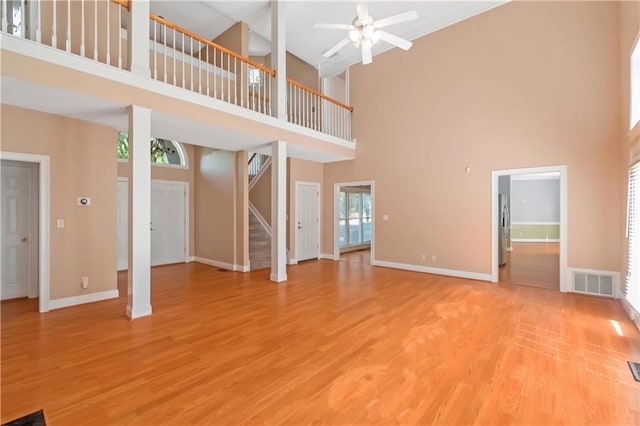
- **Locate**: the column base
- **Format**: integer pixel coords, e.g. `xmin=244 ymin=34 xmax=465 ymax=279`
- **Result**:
xmin=126 ymin=304 xmax=153 ymax=319
xmin=270 ymin=272 xmax=288 ymax=283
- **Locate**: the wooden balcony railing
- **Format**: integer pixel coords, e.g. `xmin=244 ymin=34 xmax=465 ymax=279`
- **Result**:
xmin=1 ymin=0 xmax=353 ymax=140
xmin=287 ymin=78 xmax=352 ymax=140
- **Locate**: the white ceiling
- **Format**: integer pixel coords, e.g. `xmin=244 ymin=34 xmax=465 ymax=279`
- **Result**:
xmin=150 ymin=0 xmax=506 ymax=76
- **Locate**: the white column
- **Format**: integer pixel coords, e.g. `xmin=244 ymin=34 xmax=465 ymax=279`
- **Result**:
xmin=127 ymin=0 xmax=150 ymax=78
xmin=270 ymin=0 xmax=286 ymax=120
xmin=127 ymin=105 xmax=152 ymax=319
xmin=270 ymin=140 xmax=287 ymax=282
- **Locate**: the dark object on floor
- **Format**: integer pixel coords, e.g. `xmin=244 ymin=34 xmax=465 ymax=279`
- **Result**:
xmin=2 ymin=410 xmax=45 ymax=426
xmin=628 ymin=361 xmax=640 ymax=382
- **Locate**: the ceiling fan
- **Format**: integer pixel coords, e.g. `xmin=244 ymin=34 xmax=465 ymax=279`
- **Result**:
xmin=313 ymin=4 xmax=418 ymax=65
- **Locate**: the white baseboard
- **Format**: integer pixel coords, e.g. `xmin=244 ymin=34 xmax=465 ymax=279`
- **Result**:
xmin=372 ymin=260 xmax=492 ymax=282
xmin=192 ymin=256 xmax=248 ymax=272
xmin=512 ymin=239 xmax=560 ymax=243
xmin=319 ymin=253 xmax=336 ymax=260
xmin=49 ymin=289 xmax=119 ymax=310
xmin=186 ymin=256 xmax=196 ymax=263
xmin=621 ymin=297 xmax=640 ymax=331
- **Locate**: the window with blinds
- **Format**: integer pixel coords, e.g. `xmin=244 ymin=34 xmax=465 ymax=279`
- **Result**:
xmin=626 ymin=162 xmax=640 ymax=312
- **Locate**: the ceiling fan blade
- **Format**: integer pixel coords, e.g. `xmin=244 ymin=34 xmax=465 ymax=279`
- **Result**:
xmin=356 ymin=3 xmax=369 ymax=21
xmin=323 ymin=38 xmax=351 ymax=58
xmin=362 ymin=44 xmax=372 ymax=65
xmin=377 ymin=31 xmax=413 ymax=51
xmin=313 ymin=23 xmax=355 ymax=30
xmin=374 ymin=10 xmax=418 ymax=29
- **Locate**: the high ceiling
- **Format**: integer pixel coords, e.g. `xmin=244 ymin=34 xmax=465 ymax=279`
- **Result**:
xmin=150 ymin=1 xmax=506 ymax=77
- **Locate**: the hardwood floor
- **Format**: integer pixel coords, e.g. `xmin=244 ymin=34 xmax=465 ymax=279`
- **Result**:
xmin=339 ymin=248 xmax=371 ymax=265
xmin=500 ymin=242 xmax=560 ymax=290
xmin=2 ymin=260 xmax=639 ymax=425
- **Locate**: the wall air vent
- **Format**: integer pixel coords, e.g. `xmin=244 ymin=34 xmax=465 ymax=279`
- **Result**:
xmin=570 ymin=268 xmax=619 ymax=298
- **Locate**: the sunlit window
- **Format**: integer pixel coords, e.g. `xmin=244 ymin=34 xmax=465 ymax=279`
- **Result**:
xmin=248 ymin=66 xmax=261 ymax=88
xmin=626 ymin=162 xmax=640 ymax=313
xmin=339 ymin=189 xmax=371 ymax=249
xmin=117 ymin=132 xmax=186 ymax=166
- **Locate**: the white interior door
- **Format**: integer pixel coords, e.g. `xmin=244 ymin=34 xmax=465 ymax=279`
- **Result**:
xmin=296 ymin=182 xmax=320 ymax=261
xmin=1 ymin=161 xmax=37 ymax=300
xmin=117 ymin=180 xmax=187 ymax=269
xmin=151 ymin=182 xmax=186 ymax=266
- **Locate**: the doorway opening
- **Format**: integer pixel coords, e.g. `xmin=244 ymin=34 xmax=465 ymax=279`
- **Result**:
xmin=117 ymin=178 xmax=188 ymax=270
xmin=491 ymin=166 xmax=567 ymax=291
xmin=333 ymin=181 xmax=375 ymax=265
xmin=0 ymin=153 xmax=50 ymax=312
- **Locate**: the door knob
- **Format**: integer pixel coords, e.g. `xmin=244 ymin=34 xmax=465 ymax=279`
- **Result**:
xmin=21 ymin=237 xmax=27 ymax=242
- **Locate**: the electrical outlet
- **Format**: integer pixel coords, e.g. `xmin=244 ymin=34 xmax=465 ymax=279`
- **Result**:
xmin=421 ymin=254 xmax=427 ymax=261
xmin=81 ymin=276 xmax=89 ymax=289
xmin=431 ymin=255 xmax=437 ymax=262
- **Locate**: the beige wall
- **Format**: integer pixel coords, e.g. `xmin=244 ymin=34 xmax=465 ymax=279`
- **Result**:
xmin=619 ymin=1 xmax=640 ymax=296
xmin=194 ymin=147 xmax=236 ymax=264
xmin=212 ymin=22 xmax=249 ymax=57
xmin=324 ymin=1 xmax=622 ymax=274
xmin=1 ymin=105 xmax=117 ymax=300
xmin=286 ymin=52 xmax=319 ymax=91
xmin=289 ymin=158 xmax=323 ymax=258
xmin=260 ymin=52 xmax=319 ymax=90
xmin=117 ymin=144 xmax=196 ymax=257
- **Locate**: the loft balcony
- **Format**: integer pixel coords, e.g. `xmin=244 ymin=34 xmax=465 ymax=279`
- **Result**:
xmin=0 ymin=0 xmax=355 ymax=162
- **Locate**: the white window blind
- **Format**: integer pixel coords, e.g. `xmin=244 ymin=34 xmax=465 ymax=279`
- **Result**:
xmin=626 ymin=162 xmax=640 ymax=312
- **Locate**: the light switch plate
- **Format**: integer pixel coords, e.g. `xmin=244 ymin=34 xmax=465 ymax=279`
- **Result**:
xmin=57 ymin=219 xmax=64 ymax=228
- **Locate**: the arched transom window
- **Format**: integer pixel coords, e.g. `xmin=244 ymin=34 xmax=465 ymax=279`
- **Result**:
xmin=117 ymin=132 xmax=186 ymax=166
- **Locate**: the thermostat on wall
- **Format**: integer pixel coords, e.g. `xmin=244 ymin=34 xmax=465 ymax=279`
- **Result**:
xmin=77 ymin=197 xmax=91 ymax=206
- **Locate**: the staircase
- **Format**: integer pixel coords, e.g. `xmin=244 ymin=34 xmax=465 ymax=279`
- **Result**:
xmin=249 ymin=207 xmax=271 ymax=271
xmin=248 ymin=152 xmax=272 ymax=271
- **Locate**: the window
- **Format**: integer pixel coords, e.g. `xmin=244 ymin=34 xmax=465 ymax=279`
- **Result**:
xmin=6 ymin=0 xmax=24 ymax=36
xmin=117 ymin=132 xmax=186 ymax=166
xmin=248 ymin=66 xmax=261 ymax=88
xmin=631 ymin=36 xmax=640 ymax=130
xmin=626 ymin=162 xmax=640 ymax=313
xmin=339 ymin=188 xmax=372 ymax=249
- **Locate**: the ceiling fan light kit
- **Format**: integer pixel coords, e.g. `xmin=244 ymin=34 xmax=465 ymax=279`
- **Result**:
xmin=313 ymin=4 xmax=418 ymax=65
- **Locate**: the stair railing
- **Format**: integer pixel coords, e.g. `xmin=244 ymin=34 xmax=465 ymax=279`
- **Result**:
xmin=248 ymin=152 xmax=270 ymax=186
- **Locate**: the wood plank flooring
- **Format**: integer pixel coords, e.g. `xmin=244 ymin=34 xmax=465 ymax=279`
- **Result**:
xmin=2 ymin=260 xmax=639 ymax=425
xmin=500 ymin=242 xmax=560 ymax=290
xmin=340 ymin=248 xmax=371 ymax=265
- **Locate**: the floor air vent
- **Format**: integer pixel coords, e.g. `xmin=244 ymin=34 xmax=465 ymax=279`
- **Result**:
xmin=571 ymin=269 xmax=617 ymax=297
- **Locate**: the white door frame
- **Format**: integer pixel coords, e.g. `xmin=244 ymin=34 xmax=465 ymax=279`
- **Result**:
xmin=117 ymin=177 xmax=189 ymax=267
xmin=333 ymin=180 xmax=375 ymax=262
xmin=295 ymin=181 xmax=321 ymax=261
xmin=0 ymin=151 xmax=50 ymax=312
xmin=491 ymin=165 xmax=568 ymax=291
